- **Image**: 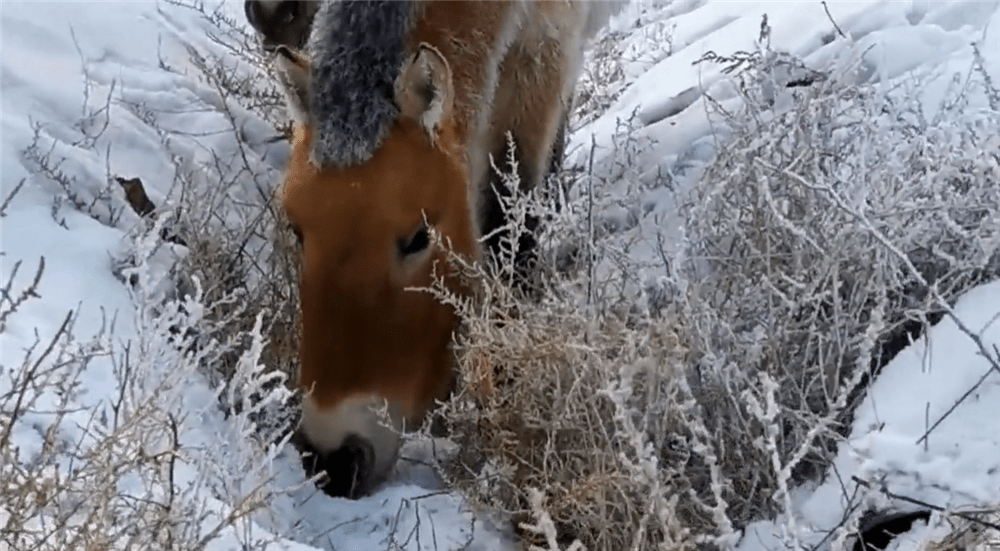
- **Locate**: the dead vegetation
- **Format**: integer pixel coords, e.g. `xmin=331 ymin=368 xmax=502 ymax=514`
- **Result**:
xmin=3 ymin=5 xmax=999 ymax=551
xmin=417 ymin=16 xmax=1000 ymax=551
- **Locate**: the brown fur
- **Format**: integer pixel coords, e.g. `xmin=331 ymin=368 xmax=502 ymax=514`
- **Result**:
xmin=251 ymin=0 xmax=617 ymax=497
xmin=283 ymin=119 xmax=473 ymax=420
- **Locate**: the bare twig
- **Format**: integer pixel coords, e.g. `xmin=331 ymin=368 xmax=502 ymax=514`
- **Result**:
xmin=0 ymin=309 xmax=73 ymax=450
xmin=851 ymin=476 xmax=1000 ymax=532
xmin=759 ymin=160 xmax=1000 ymax=445
xmin=821 ymin=1 xmax=847 ymax=39
xmin=0 ymin=178 xmax=27 ymax=217
xmin=0 ymin=257 xmax=46 ymax=333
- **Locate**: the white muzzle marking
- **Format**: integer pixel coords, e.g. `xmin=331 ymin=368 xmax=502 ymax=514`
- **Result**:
xmin=299 ymin=393 xmax=403 ymax=485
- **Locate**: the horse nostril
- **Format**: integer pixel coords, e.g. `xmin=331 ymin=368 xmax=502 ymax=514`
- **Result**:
xmin=283 ymin=1 xmax=301 ymax=24
xmin=299 ymin=433 xmax=376 ymax=499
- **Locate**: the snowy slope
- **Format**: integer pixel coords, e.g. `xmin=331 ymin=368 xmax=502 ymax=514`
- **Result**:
xmin=574 ymin=1 xmax=1000 ymax=169
xmin=2 ymin=1 xmax=998 ymax=550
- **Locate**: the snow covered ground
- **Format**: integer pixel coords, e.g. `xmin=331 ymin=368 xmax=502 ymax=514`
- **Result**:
xmin=1 ymin=1 xmax=997 ymax=550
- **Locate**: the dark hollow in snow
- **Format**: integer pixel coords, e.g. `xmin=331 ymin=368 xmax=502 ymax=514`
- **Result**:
xmin=853 ymin=510 xmax=932 ymax=551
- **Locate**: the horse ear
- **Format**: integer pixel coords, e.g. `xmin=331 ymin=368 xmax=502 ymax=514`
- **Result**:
xmin=275 ymin=45 xmax=311 ymax=124
xmin=395 ymin=43 xmax=454 ymax=143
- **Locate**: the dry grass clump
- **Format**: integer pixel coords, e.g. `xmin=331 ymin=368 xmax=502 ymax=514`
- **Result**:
xmin=423 ymin=17 xmax=1000 ymax=551
xmin=428 ymin=252 xmax=697 ymax=550
xmin=925 ymin=510 xmax=1000 ymax=551
xmin=419 ymin=158 xmax=725 ymax=548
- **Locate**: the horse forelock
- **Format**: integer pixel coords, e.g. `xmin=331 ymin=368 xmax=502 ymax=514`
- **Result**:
xmin=307 ymin=0 xmax=415 ymax=167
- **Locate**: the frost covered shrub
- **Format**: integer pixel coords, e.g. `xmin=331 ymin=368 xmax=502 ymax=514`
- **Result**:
xmin=424 ymin=237 xmax=695 ymax=551
xmin=423 ymin=145 xmax=714 ymax=550
xmin=925 ymin=510 xmax=1000 ymax=551
xmin=156 ymin=1 xmax=301 ymax=403
xmin=426 ymin=18 xmax=1000 ymax=551
xmin=680 ymin=19 xmax=1000 ymax=518
xmin=572 ymin=2 xmax=675 ymax=132
xmin=0 ymin=233 xmax=298 ymax=550
xmin=2 ymin=3 xmax=304 ymax=548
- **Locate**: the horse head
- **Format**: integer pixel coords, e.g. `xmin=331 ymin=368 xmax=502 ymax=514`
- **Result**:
xmin=276 ymin=44 xmax=478 ymax=498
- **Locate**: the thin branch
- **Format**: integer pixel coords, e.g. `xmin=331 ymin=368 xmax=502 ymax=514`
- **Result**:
xmin=758 ymin=159 xmax=1000 ymax=444
xmin=0 ymin=178 xmax=27 ymax=217
xmin=0 ymin=257 xmax=46 ymax=333
xmin=851 ymin=476 xmax=1000 ymax=532
xmin=821 ymin=1 xmax=847 ymax=39
xmin=0 ymin=309 xmax=73 ymax=450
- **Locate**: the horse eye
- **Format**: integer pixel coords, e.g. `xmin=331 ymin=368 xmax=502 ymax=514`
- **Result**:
xmin=397 ymin=222 xmax=430 ymax=257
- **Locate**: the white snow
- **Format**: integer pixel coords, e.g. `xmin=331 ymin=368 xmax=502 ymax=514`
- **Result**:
xmin=2 ymin=0 xmax=998 ymax=550
xmin=741 ymin=280 xmax=1000 ymax=550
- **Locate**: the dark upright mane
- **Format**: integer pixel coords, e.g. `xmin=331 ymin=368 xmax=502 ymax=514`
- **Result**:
xmin=307 ymin=0 xmax=414 ymax=167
